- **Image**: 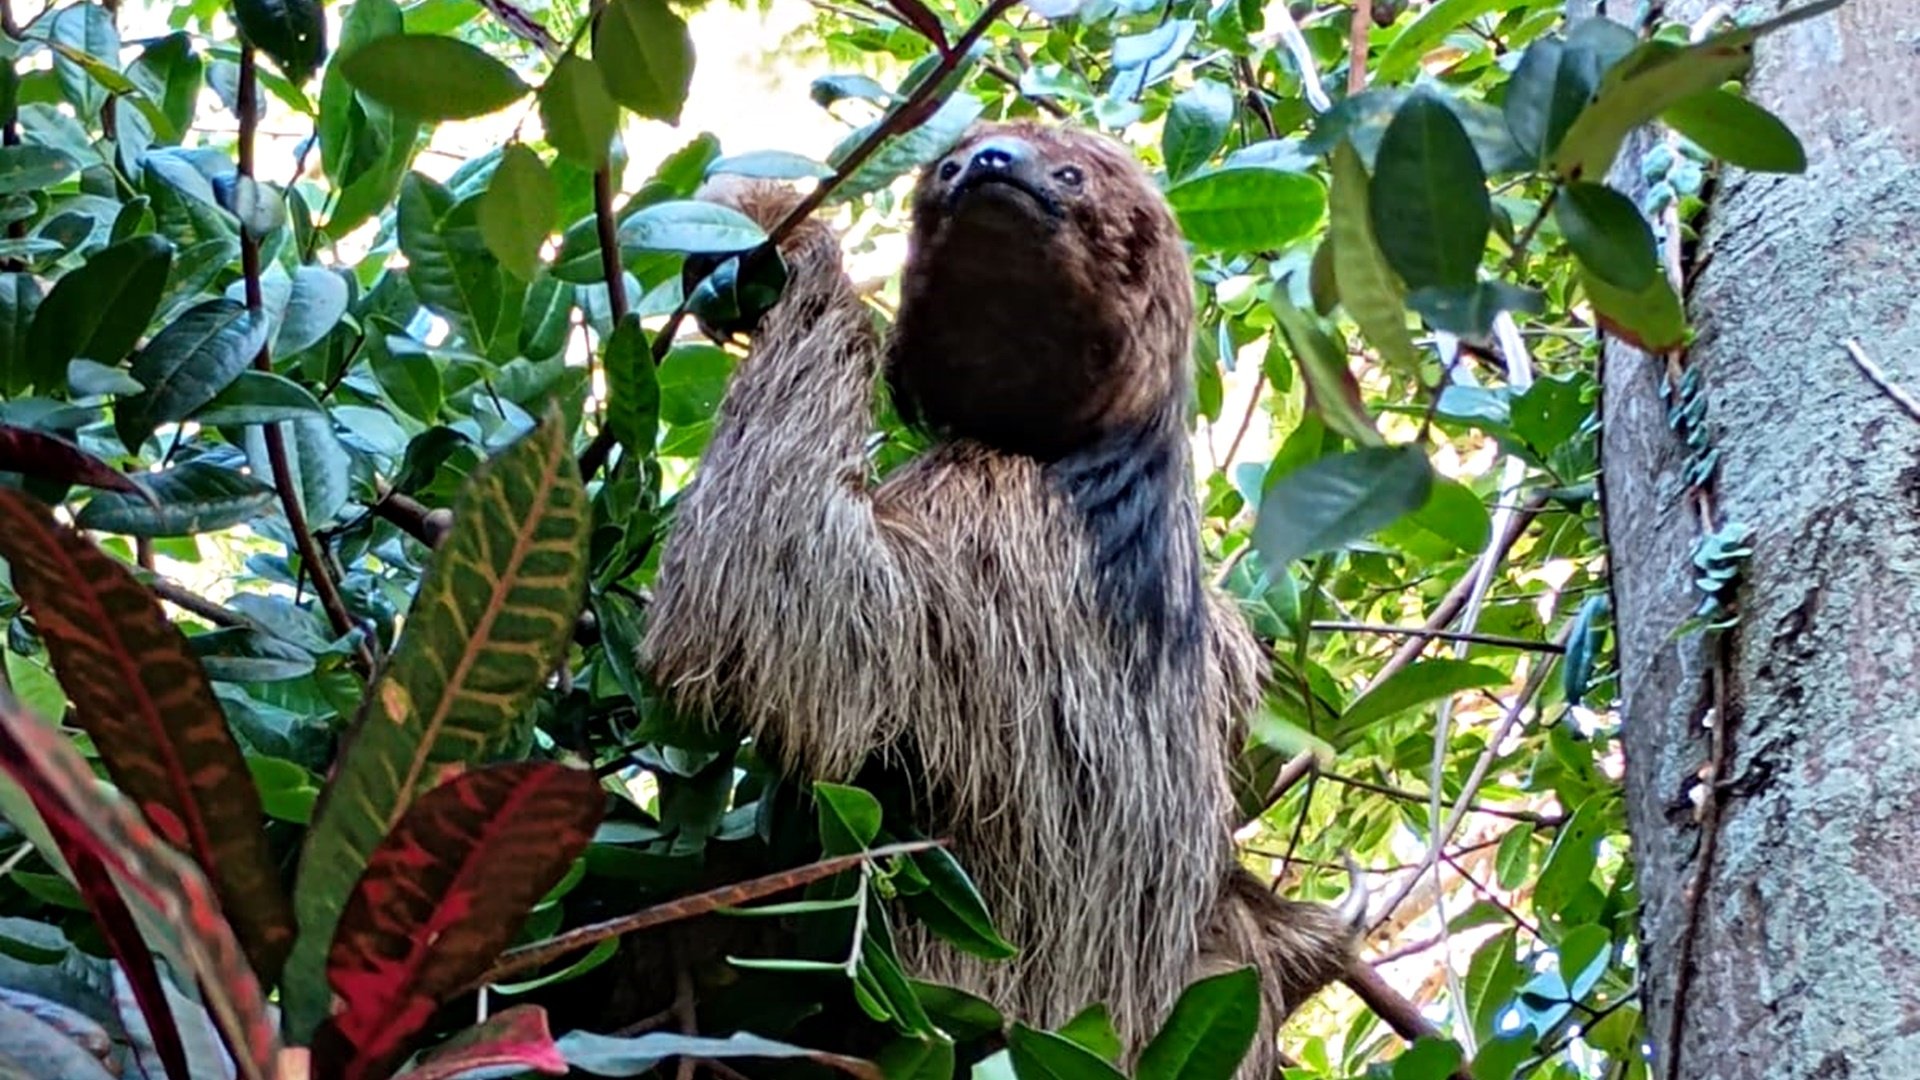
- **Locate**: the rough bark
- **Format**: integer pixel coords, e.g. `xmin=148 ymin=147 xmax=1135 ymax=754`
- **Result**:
xmin=1601 ymin=1 xmax=1920 ymax=1077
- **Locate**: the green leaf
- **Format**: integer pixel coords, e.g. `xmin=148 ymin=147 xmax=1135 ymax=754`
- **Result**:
xmin=1554 ymin=182 xmax=1658 ymax=291
xmin=115 ymin=299 xmax=269 ymax=452
xmin=1370 ymin=90 xmax=1490 ymax=290
xmin=243 ymin=416 xmax=350 ymax=525
xmin=1252 ymin=445 xmax=1434 ymax=569
xmin=539 ymin=56 xmax=618 ymax=169
xmin=478 ymin=144 xmax=557 ymax=282
xmin=194 ymin=370 xmax=326 ymax=425
xmin=604 ymin=315 xmax=658 ymax=456
xmin=593 ymin=0 xmax=695 ymax=124
xmin=657 ymin=343 xmax=731 ymax=425
xmin=283 ymin=406 xmax=591 ymax=1043
xmin=1135 ymin=967 xmax=1260 ymax=1080
xmin=1406 ymin=280 xmax=1544 ymax=339
xmin=49 ymin=3 xmax=117 ymax=117
xmin=1375 ymin=0 xmax=1530 ymax=83
xmin=1557 ymin=924 xmax=1611 ymax=1001
xmin=340 ymin=34 xmax=530 ymax=121
xmin=1562 ymin=593 xmax=1608 ymax=708
xmin=1162 ymin=80 xmax=1233 ymax=181
xmin=26 ymin=234 xmax=173 ymax=394
xmin=1661 ymin=89 xmax=1806 ymax=173
xmin=1056 ymin=1005 xmax=1121 ymax=1062
xmin=1464 ymin=932 xmax=1522 ymax=1046
xmin=0 ymin=145 xmax=77 ymax=194
xmin=911 ymin=981 xmax=1005 ymax=1042
xmin=397 ymin=172 xmax=522 ymax=358
xmin=899 ymin=843 xmax=1017 ymax=960
xmin=1494 ymin=824 xmax=1533 ymax=890
xmin=1504 ymin=21 xmax=1636 ymax=164
xmin=824 ymin=91 xmax=982 ymax=203
xmin=273 ymin=266 xmax=350 ymax=359
xmin=814 ymin=782 xmax=881 ymax=854
xmin=1579 ymin=266 xmax=1685 ymax=353
xmin=1338 ymin=659 xmax=1509 ymax=741
xmin=708 ymin=150 xmax=835 ymax=181
xmin=1269 ymin=297 xmax=1381 ymax=447
xmin=1327 ymin=141 xmax=1416 ymax=373
xmin=1166 ymin=167 xmax=1325 ymax=253
xmin=1548 ymin=0 xmax=1843 ymax=181
xmin=75 ymin=462 xmax=276 ymax=537
xmin=0 ymin=273 xmax=44 ymax=397
xmin=618 ymin=200 xmax=766 ymax=254
xmin=1534 ymin=796 xmax=1607 ymax=913
xmin=1390 ymin=1037 xmax=1464 ymax=1080
xmin=1006 ymin=1024 xmax=1125 ymax=1080
xmin=234 ymin=0 xmax=328 ymax=85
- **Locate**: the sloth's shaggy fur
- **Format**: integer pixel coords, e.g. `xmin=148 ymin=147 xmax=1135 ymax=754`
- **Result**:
xmin=642 ymin=120 xmax=1357 ymax=1076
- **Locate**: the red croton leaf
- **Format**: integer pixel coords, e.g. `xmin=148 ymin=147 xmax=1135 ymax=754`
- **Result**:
xmin=0 ymin=422 xmax=149 ymax=499
xmin=313 ymin=762 xmax=606 ymax=1080
xmin=0 ymin=692 xmax=281 ymax=1080
xmin=391 ymin=1005 xmax=567 ymax=1080
xmin=0 ymin=487 xmax=295 ymax=985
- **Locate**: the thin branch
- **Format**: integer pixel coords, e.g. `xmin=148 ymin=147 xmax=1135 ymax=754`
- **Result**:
xmin=1842 ymin=338 xmax=1920 ymax=422
xmin=236 ymin=47 xmax=371 ymax=675
xmin=464 ymin=840 xmax=943 ymax=992
xmin=142 ymin=577 xmax=248 ymax=630
xmin=1441 ymin=850 xmax=1544 ymax=942
xmin=1221 ymin=369 xmax=1267 ymax=468
xmin=1345 ymin=0 xmax=1372 ymax=96
xmin=1312 ymin=620 xmax=1564 ymax=654
xmin=1339 ymin=962 xmax=1473 ymax=1080
xmin=577 ymin=162 xmax=633 ymax=481
xmin=1321 ymin=771 xmax=1562 ymax=827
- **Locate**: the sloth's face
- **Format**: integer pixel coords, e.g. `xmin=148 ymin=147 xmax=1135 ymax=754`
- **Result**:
xmin=889 ymin=122 xmax=1195 ymax=460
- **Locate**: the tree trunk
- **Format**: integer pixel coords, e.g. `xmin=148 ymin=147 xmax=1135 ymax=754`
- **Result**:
xmin=1601 ymin=1 xmax=1920 ymax=1077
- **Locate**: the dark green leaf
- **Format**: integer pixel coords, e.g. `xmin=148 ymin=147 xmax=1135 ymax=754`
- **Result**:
xmin=1534 ymin=796 xmax=1607 ymax=913
xmin=397 ymin=173 xmax=521 ymax=357
xmin=273 ymin=266 xmax=349 ymax=359
xmin=604 ymin=315 xmax=657 ymax=456
xmin=116 ymin=299 xmax=268 ymax=452
xmin=1252 ymin=445 xmax=1434 ymax=569
xmin=195 ymin=371 xmax=326 ymax=426
xmin=900 ymin=844 xmax=1016 ymax=960
xmin=1162 ymin=80 xmax=1233 ymax=181
xmin=340 ymin=34 xmax=529 ymax=121
xmin=539 ymin=56 xmax=618 ymax=169
xmin=49 ymin=3 xmax=117 ymax=117
xmin=656 ymin=343 xmax=731 ymax=425
xmin=1134 ymin=967 xmax=1260 ymax=1080
xmin=1390 ymin=1037 xmax=1463 ymax=1080
xmin=244 ymin=416 xmax=349 ymax=524
xmin=911 ymin=981 xmax=1004 ymax=1042
xmin=478 ymin=144 xmax=557 ymax=281
xmin=1005 ymin=1024 xmax=1124 ymax=1080
xmin=1166 ymin=167 xmax=1325 ymax=253
xmin=1494 ymin=824 xmax=1533 ymax=890
xmin=1579 ymin=266 xmax=1685 ymax=353
xmin=26 ymin=234 xmax=173 ymax=393
xmin=1370 ymin=91 xmax=1490 ymax=290
xmin=1327 ymin=141 xmax=1416 ymax=372
xmin=814 ymin=782 xmax=881 ymax=854
xmin=1269 ymin=297 xmax=1381 ymax=447
xmin=1562 ymin=593 xmax=1608 ymax=708
xmin=1406 ymin=280 xmax=1543 ymax=338
xmin=1554 ymin=181 xmax=1658 ymax=291
xmin=75 ymin=461 xmax=276 ymax=536
xmin=0 ymin=145 xmax=77 ymax=194
xmin=234 ymin=0 xmax=328 ymax=85
xmin=1661 ymin=89 xmax=1806 ymax=173
xmin=825 ymin=91 xmax=981 ymax=203
xmin=593 ymin=0 xmax=695 ymax=124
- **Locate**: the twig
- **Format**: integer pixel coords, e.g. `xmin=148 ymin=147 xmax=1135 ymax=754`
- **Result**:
xmin=236 ymin=48 xmax=371 ymax=675
xmin=1346 ymin=0 xmax=1372 ymax=96
xmin=1339 ymin=962 xmax=1473 ymax=1080
xmin=672 ymin=935 xmax=697 ymax=1080
xmin=1221 ymin=369 xmax=1267 ymax=468
xmin=1312 ymin=621 xmax=1564 ymax=654
xmin=1842 ymin=338 xmax=1920 ymax=422
xmin=464 ymin=840 xmax=943 ymax=992
xmin=1235 ymin=56 xmax=1278 ymax=139
xmin=1440 ymin=850 xmax=1543 ymax=942
xmin=1503 ymin=183 xmax=1561 ymax=278
xmin=1321 ymin=771 xmax=1561 ymax=826
xmin=577 ymin=162 xmax=633 ymax=482
xmin=142 ymin=577 xmax=248 ymax=630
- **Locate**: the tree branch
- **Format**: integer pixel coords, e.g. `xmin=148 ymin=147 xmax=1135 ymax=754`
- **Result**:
xmin=236 ymin=47 xmax=371 ymax=675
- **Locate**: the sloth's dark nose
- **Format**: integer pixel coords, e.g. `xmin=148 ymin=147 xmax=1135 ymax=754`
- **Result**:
xmin=971 ymin=141 xmax=1021 ymax=172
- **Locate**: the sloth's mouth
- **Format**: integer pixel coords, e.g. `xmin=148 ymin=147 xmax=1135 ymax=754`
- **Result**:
xmin=946 ymin=172 xmax=1064 ymax=223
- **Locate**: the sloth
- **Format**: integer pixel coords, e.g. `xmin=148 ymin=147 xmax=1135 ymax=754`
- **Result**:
xmin=641 ymin=120 xmax=1359 ymax=1075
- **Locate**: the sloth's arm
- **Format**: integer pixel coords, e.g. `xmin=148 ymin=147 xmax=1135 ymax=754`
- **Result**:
xmin=642 ymin=188 xmax=923 ymax=780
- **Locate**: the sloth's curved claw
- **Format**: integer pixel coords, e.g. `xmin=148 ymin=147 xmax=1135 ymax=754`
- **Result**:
xmin=1338 ymin=853 xmax=1369 ymax=930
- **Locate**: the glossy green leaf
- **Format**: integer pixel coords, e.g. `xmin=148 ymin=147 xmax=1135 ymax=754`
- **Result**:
xmin=1661 ymin=89 xmax=1807 ymax=173
xmin=115 ymin=299 xmax=269 ymax=452
xmin=243 ymin=416 xmax=350 ymax=525
xmin=603 ymin=314 xmax=657 ymax=456
xmin=1166 ymin=167 xmax=1325 ymax=253
xmin=617 ymin=200 xmax=765 ymax=254
xmin=539 ymin=56 xmax=618 ymax=169
xmin=49 ymin=3 xmax=117 ymax=117
xmin=1269 ymin=297 xmax=1381 ymax=447
xmin=1134 ymin=966 xmax=1260 ymax=1080
xmin=1563 ymin=593 xmax=1608 ymax=708
xmin=1162 ymin=80 xmax=1234 ymax=181
xmin=1375 ymin=0 xmax=1529 ymax=83
xmin=477 ymin=144 xmax=557 ymax=281
xmin=1555 ymin=181 xmax=1658 ymax=291
xmin=708 ymin=149 xmax=834 ymax=180
xmin=195 ymin=370 xmax=326 ymax=425
xmin=26 ymin=234 xmax=173 ymax=394
xmin=234 ymin=0 xmax=328 ymax=85
xmin=1494 ymin=824 xmax=1533 ymax=890
xmin=397 ymin=173 xmax=522 ymax=358
xmin=1327 ymin=141 xmax=1416 ymax=373
xmin=1370 ymin=90 xmax=1490 ymax=290
xmin=340 ymin=34 xmax=529 ymax=121
xmin=592 ymin=0 xmax=695 ymax=124
xmin=0 ymin=146 xmax=78 ymax=195
xmin=1534 ymin=796 xmax=1607 ymax=913
xmin=814 ymin=782 xmax=881 ymax=854
xmin=1252 ymin=445 xmax=1434 ymax=570
xmin=284 ymin=406 xmax=591 ymax=1042
xmin=1406 ymin=280 xmax=1544 ymax=339
xmin=1579 ymin=265 xmax=1686 ymax=353
xmin=1006 ymin=1024 xmax=1124 ymax=1080
xmin=75 ymin=462 xmax=276 ymax=537
xmin=825 ymin=90 xmax=982 ymax=203
xmin=273 ymin=266 xmax=350 ymax=358
xmin=899 ymin=843 xmax=1017 ymax=960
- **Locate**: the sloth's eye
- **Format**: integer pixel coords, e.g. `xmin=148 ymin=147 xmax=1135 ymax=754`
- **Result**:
xmin=939 ymin=160 xmax=962 ymax=181
xmin=1054 ymin=166 xmax=1084 ymax=187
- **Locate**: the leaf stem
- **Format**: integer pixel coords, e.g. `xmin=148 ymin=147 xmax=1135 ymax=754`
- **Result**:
xmin=235 ymin=46 xmax=371 ymax=674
